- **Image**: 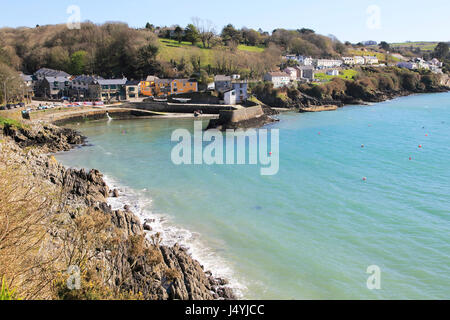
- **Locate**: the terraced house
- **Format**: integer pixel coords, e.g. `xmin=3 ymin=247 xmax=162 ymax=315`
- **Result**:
xmin=140 ymin=78 xmax=198 ymax=97
xmin=92 ymin=78 xmax=128 ymax=102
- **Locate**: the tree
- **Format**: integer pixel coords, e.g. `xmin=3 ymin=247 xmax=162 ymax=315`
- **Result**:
xmin=185 ymin=24 xmax=199 ymax=45
xmin=145 ymin=23 xmax=154 ymax=31
xmin=174 ymin=26 xmax=184 ymax=43
xmin=221 ymin=24 xmax=242 ymax=45
xmin=433 ymin=42 xmax=449 ymax=60
xmin=0 ymin=62 xmax=23 ymax=104
xmin=298 ymin=28 xmax=315 ymax=35
xmin=192 ymin=17 xmax=216 ymax=48
xmin=380 ymin=41 xmax=390 ymax=51
xmin=136 ymin=43 xmax=161 ymax=78
xmin=69 ymin=50 xmax=88 ymax=75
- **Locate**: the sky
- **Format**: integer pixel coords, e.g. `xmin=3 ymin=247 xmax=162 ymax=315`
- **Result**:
xmin=0 ymin=0 xmax=449 ymax=43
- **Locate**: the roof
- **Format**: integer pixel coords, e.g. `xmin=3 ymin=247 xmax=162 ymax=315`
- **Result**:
xmin=35 ymin=68 xmax=70 ymax=78
xmin=73 ymin=75 xmax=103 ymax=83
xmin=45 ymin=76 xmax=70 ymax=83
xmin=214 ymin=75 xmax=232 ymax=82
xmin=125 ymin=80 xmax=140 ymax=86
xmin=173 ymin=78 xmax=197 ymax=83
xmin=267 ymin=71 xmax=290 ymax=77
xmin=156 ymin=79 xmax=173 ymax=85
xmin=21 ymin=74 xmax=33 ymax=82
xmin=146 ymin=75 xmax=160 ymax=82
xmin=295 ymin=66 xmax=314 ymax=70
xmin=96 ymin=78 xmax=128 ymax=85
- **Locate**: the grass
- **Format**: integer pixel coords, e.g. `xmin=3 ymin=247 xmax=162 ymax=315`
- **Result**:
xmin=347 ymin=49 xmax=401 ymax=63
xmin=314 ymin=69 xmax=358 ymax=82
xmin=157 ymin=38 xmax=266 ymax=67
xmin=237 ymin=44 xmax=265 ymax=53
xmin=158 ymin=38 xmax=215 ymax=67
xmin=0 ymin=116 xmax=26 ymax=129
xmin=390 ymin=42 xmax=439 ymax=52
xmin=0 ymin=277 xmax=19 ymax=300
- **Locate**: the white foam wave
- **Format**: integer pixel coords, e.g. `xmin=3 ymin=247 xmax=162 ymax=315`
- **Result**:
xmin=103 ymin=175 xmax=246 ymax=298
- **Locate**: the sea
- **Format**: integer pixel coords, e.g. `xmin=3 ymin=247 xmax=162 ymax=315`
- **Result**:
xmin=55 ymin=92 xmax=450 ymax=299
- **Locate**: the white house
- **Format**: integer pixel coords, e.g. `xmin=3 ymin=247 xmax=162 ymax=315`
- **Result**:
xmin=397 ymin=62 xmax=418 ymax=70
xmin=342 ymin=57 xmax=356 ymax=65
xmin=283 ymin=67 xmax=298 ymax=81
xmin=296 ymin=66 xmax=314 ymax=80
xmin=264 ymin=71 xmax=291 ymax=88
xmin=284 ymin=55 xmax=313 ymax=66
xmin=314 ymin=59 xmax=343 ymax=69
xmin=231 ymin=81 xmax=248 ymax=103
xmin=354 ymin=56 xmax=365 ymax=65
xmin=430 ymin=58 xmax=443 ymax=67
xmin=326 ymin=70 xmax=340 ymax=76
xmin=364 ymin=56 xmax=379 ymax=65
xmin=224 ymin=89 xmax=236 ymax=105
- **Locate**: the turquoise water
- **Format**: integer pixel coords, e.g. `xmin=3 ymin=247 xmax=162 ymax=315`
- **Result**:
xmin=55 ymin=92 xmax=450 ymax=300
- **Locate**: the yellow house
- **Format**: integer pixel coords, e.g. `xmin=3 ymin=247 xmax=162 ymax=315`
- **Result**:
xmin=140 ymin=78 xmax=198 ymax=97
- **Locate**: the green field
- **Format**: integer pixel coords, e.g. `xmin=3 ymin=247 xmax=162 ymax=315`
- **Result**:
xmin=390 ymin=42 xmax=439 ymax=52
xmin=314 ymin=69 xmax=358 ymax=82
xmin=157 ymin=38 xmax=265 ymax=67
xmin=237 ymin=44 xmax=265 ymax=53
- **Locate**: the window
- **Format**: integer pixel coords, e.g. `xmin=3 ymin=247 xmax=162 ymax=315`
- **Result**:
xmin=129 ymin=87 xmax=135 ymax=92
xmin=102 ymin=85 xmax=109 ymax=90
xmin=110 ymin=85 xmax=117 ymax=90
xmin=129 ymin=94 xmax=136 ymax=98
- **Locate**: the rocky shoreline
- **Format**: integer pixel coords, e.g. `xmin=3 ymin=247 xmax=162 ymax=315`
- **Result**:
xmin=0 ymin=121 xmax=236 ymax=300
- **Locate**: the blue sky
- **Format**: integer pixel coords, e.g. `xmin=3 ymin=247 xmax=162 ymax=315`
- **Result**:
xmin=1 ymin=0 xmax=449 ymax=43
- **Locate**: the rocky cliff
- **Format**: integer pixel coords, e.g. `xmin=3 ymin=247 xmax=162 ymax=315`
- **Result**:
xmin=0 ymin=121 xmax=235 ymax=300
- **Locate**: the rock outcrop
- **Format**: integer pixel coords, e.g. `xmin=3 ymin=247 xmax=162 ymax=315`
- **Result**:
xmin=1 ymin=121 xmax=236 ymax=300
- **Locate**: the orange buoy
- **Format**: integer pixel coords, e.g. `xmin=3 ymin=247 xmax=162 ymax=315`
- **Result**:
xmin=419 ymin=145 xmax=422 ymax=148
xmin=363 ymin=177 xmax=367 ymax=181
xmin=409 ymin=157 xmax=412 ymax=161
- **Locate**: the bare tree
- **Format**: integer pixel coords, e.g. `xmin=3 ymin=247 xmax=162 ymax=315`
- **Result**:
xmin=192 ymin=17 xmax=216 ymax=48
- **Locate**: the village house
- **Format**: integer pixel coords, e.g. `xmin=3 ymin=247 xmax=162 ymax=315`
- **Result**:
xmin=214 ymin=75 xmax=232 ymax=92
xmin=297 ymin=66 xmax=314 ymax=81
xmin=326 ymin=70 xmax=340 ymax=76
xmin=93 ymin=78 xmax=128 ymax=102
xmin=430 ymin=58 xmax=443 ymax=68
xmin=231 ymin=81 xmax=248 ymax=104
xmin=224 ymin=89 xmax=237 ymax=105
xmin=71 ymin=75 xmax=103 ymax=99
xmin=364 ymin=56 xmax=379 ymax=65
xmin=34 ymin=68 xmax=71 ymax=82
xmin=314 ymin=59 xmax=343 ymax=69
xmin=171 ymin=79 xmax=198 ymax=95
xmin=283 ymin=67 xmax=299 ymax=81
xmin=342 ymin=57 xmax=356 ymax=65
xmin=397 ymin=62 xmax=418 ymax=70
xmin=140 ymin=78 xmax=198 ymax=97
xmin=264 ymin=71 xmax=291 ymax=88
xmin=20 ymin=73 xmax=35 ymax=99
xmin=125 ymin=80 xmax=140 ymax=101
xmin=284 ymin=55 xmax=314 ymax=66
xmin=35 ymin=76 xmax=71 ymax=98
xmin=354 ymin=56 xmax=365 ymax=65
